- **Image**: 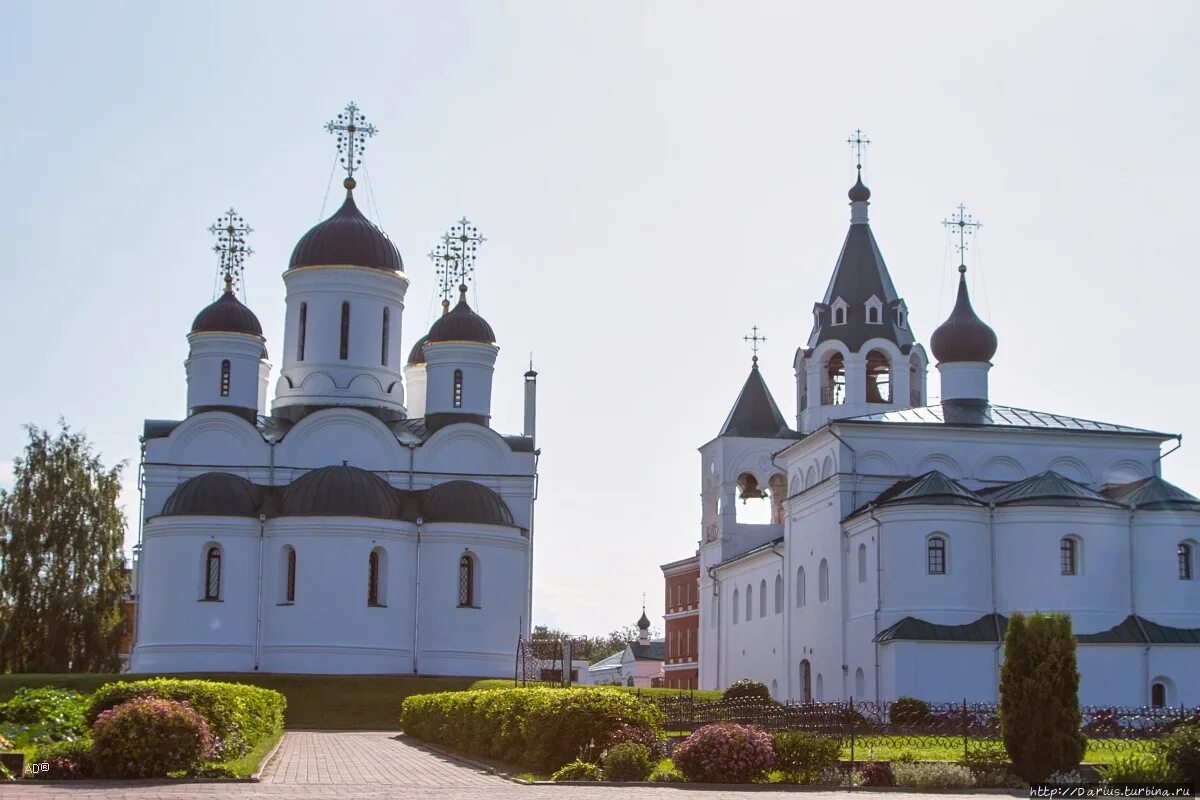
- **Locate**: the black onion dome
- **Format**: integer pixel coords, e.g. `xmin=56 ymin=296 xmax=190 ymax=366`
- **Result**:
xmin=288 ymin=191 xmax=403 ymax=272
xmin=637 ymin=610 xmax=651 ymax=630
xmin=930 ymin=271 xmax=997 ymax=363
xmin=162 ymin=472 xmax=259 ymax=517
xmin=426 ymin=298 xmax=496 ymax=344
xmin=281 ymin=465 xmax=400 ymax=518
xmin=421 ymin=480 xmax=514 ymax=526
xmin=849 ymin=171 xmax=871 ymax=202
xmin=407 ymin=334 xmax=429 ymax=366
xmin=191 ymin=291 xmax=263 ymax=336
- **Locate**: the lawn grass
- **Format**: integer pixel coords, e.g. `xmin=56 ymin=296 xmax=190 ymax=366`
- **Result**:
xmin=841 ymin=735 xmax=1154 ymax=765
xmin=214 ymin=729 xmax=284 ymax=778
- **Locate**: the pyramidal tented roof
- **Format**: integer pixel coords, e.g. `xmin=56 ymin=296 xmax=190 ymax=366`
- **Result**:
xmin=1102 ymin=476 xmax=1200 ymax=511
xmin=983 ymin=471 xmax=1123 ymax=508
xmin=719 ymin=363 xmax=798 ymax=440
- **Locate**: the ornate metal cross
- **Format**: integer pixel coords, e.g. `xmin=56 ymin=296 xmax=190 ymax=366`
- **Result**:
xmin=429 ymin=217 xmax=487 ymax=301
xmin=208 ymin=208 xmax=253 ymax=292
xmin=942 ymin=204 xmax=982 ymax=265
xmin=744 ymin=325 xmax=767 ymax=363
xmin=326 ymin=102 xmax=378 ymax=182
xmin=847 ymin=128 xmax=871 ymax=170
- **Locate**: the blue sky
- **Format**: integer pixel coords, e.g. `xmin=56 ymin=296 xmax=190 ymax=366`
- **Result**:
xmin=1 ymin=1 xmax=1197 ymax=635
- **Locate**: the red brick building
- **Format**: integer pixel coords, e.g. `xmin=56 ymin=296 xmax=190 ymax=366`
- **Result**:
xmin=661 ymin=553 xmax=700 ymax=689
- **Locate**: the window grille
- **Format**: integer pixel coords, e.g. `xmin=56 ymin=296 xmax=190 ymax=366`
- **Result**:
xmin=453 ymin=369 xmax=463 ymax=408
xmin=220 ymin=360 xmax=230 ymax=397
xmin=286 ymin=547 xmax=296 ymax=603
xmin=927 ymin=537 xmax=946 ymax=575
xmin=1180 ymin=542 xmax=1194 ymax=580
xmin=368 ymin=550 xmax=380 ymax=606
xmin=204 ymin=547 xmax=221 ymax=600
xmin=340 ymin=302 xmax=350 ymax=360
xmin=1061 ymin=538 xmax=1077 ymax=576
xmin=458 ymin=555 xmax=474 ymax=607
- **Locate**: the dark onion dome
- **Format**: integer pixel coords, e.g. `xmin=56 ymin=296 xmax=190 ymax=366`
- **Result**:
xmin=407 ymin=334 xmax=429 ymax=366
xmin=848 ymin=170 xmax=871 ymax=202
xmin=161 ymin=472 xmax=260 ymax=517
xmin=421 ymin=480 xmax=514 ymax=526
xmin=191 ymin=290 xmax=263 ymax=336
xmin=930 ymin=267 xmax=997 ymax=363
xmin=637 ymin=610 xmax=651 ymax=630
xmin=288 ymin=190 xmax=403 ymax=272
xmin=280 ymin=465 xmax=401 ymax=519
xmin=426 ymin=296 xmax=496 ymax=344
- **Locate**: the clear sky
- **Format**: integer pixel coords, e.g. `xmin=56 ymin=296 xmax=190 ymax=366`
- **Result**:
xmin=1 ymin=1 xmax=1197 ymax=637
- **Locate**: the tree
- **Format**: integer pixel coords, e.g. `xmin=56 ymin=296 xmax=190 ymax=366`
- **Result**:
xmin=588 ymin=625 xmax=642 ymax=664
xmin=0 ymin=421 xmax=128 ymax=672
xmin=999 ymin=611 xmax=1086 ymax=783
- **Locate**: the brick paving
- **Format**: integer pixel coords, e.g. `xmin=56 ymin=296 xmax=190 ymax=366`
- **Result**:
xmin=3 ymin=730 xmax=997 ymax=799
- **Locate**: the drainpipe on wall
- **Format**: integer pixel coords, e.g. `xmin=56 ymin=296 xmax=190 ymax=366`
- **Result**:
xmin=413 ymin=516 xmax=423 ymax=675
xmin=989 ymin=502 xmax=1000 ymax=700
xmin=826 ymin=425 xmax=858 ymax=510
xmin=769 ymin=451 xmax=792 ymax=699
xmin=1152 ymin=435 xmax=1182 ymax=478
xmin=130 ymin=436 xmax=147 ymax=668
xmin=770 ymin=542 xmax=786 ymax=699
xmin=868 ymin=506 xmax=882 ymax=702
xmin=253 ymin=512 xmax=266 ymax=671
xmin=839 ymin=527 xmax=850 ymax=698
xmin=1127 ymin=505 xmax=1151 ymax=704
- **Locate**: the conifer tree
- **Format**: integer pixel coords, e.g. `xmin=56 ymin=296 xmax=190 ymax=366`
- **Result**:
xmin=999 ymin=611 xmax=1086 ymax=783
xmin=0 ymin=421 xmax=127 ymax=672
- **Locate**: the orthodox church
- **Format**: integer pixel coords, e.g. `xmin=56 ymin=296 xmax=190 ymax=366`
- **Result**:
xmin=691 ymin=146 xmax=1200 ymax=707
xmin=131 ymin=105 xmax=538 ymax=675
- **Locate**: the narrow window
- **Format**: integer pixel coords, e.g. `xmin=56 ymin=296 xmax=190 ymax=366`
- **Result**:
xmin=818 ymin=559 xmax=830 ymax=601
xmin=204 ymin=547 xmax=221 ymax=601
xmin=868 ymin=307 xmax=878 ymax=323
xmin=686 ymin=628 xmax=691 ymax=658
xmin=1151 ymin=682 xmax=1166 ymax=708
xmin=928 ymin=536 xmax=946 ymax=575
xmin=759 ymin=578 xmax=767 ymax=618
xmin=340 ymin=301 xmax=350 ymax=360
xmin=1180 ymin=542 xmax=1194 ymax=580
xmin=834 ymin=307 xmax=845 ymax=325
xmin=1061 ymin=537 xmax=1077 ymax=576
xmin=285 ymin=547 xmax=296 ymax=603
xmin=896 ymin=308 xmax=906 ymax=328
xmin=453 ymin=369 xmax=463 ymax=408
xmin=458 ymin=555 xmax=475 ymax=607
xmin=368 ymin=550 xmax=381 ymax=606
xmin=745 ymin=584 xmax=753 ymax=622
xmin=732 ymin=588 xmax=739 ymax=624
xmin=381 ymin=307 xmax=390 ymax=366
xmin=220 ymin=359 xmax=231 ymax=397
xmin=858 ymin=542 xmax=868 ymax=582
xmin=774 ymin=574 xmax=783 ymax=614
xmin=797 ymin=566 xmax=806 ymax=607
xmin=297 ymin=302 xmax=307 ymax=361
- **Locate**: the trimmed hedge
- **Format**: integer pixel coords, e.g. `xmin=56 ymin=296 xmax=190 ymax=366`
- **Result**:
xmin=87 ymin=678 xmax=285 ymax=759
xmin=400 ymin=687 xmax=664 ymax=772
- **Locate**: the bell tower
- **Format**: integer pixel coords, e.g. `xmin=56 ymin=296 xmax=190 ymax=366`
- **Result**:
xmin=795 ymin=132 xmax=928 ymax=433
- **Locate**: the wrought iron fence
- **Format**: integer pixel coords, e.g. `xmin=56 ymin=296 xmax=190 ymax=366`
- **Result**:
xmin=514 ymin=634 xmax=591 ymax=687
xmin=650 ymin=695 xmax=1197 ymax=762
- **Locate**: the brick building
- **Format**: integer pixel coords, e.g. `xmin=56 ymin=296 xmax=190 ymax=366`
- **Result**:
xmin=661 ymin=554 xmax=700 ymax=689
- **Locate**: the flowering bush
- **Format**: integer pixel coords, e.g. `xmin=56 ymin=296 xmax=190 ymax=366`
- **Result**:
xmin=92 ymin=698 xmax=214 ymax=778
xmin=771 ymin=731 xmax=841 ymax=783
xmin=604 ymin=723 xmax=666 ymax=760
xmin=893 ymin=762 xmax=976 ymax=789
xmin=672 ymin=723 xmax=775 ymax=783
xmin=551 ymin=759 xmax=602 ymax=781
xmin=857 ymin=761 xmax=895 ymax=787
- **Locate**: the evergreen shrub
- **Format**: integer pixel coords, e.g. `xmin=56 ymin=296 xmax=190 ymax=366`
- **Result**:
xmin=893 ymin=762 xmax=976 ymax=789
xmin=551 ymin=759 xmax=602 ymax=781
xmin=1158 ymin=724 xmax=1200 ymax=784
xmin=400 ymin=687 xmax=664 ymax=772
xmin=999 ymin=612 xmax=1086 ymax=784
xmin=721 ymin=679 xmax=772 ymax=703
xmin=602 ymin=742 xmax=653 ymax=781
xmin=604 ymin=723 xmax=666 ymax=760
xmin=648 ymin=763 xmax=685 ymax=782
xmin=672 ymin=722 xmax=774 ymax=783
xmin=91 ymin=698 xmax=213 ymax=778
xmin=88 ymin=678 xmax=285 ymax=759
xmin=771 ymin=731 xmax=841 ymax=783
xmin=889 ymin=696 xmax=933 ymax=726
xmin=1097 ymin=752 xmax=1174 ymax=784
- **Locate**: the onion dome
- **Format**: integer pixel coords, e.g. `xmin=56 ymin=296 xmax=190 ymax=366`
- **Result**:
xmin=191 ymin=290 xmax=263 ymax=336
xmin=407 ymin=334 xmax=429 ymax=366
xmin=848 ymin=170 xmax=871 ymax=202
xmin=162 ymin=472 xmax=260 ymax=517
xmin=427 ymin=293 xmax=495 ymax=344
xmin=288 ymin=188 xmax=403 ymax=272
xmin=280 ymin=465 xmax=400 ymax=519
xmin=930 ymin=267 xmax=997 ymax=363
xmin=637 ymin=610 xmax=651 ymax=630
xmin=421 ymin=480 xmax=514 ymax=526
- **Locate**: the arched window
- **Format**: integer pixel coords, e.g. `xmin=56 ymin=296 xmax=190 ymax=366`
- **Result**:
xmin=823 ymin=353 xmax=846 ymax=405
xmin=367 ymin=548 xmax=387 ymax=607
xmin=818 ymin=559 xmax=829 ymax=602
xmin=855 ymin=667 xmax=865 ymax=698
xmin=928 ymin=535 xmax=947 ymax=575
xmin=1152 ymin=681 xmax=1166 ymax=708
xmin=340 ymin=301 xmax=350 ymax=360
xmin=453 ymin=369 xmax=463 ymax=408
xmin=381 ymin=307 xmax=390 ymax=366
xmin=797 ymin=566 xmax=806 ymax=607
xmin=771 ymin=679 xmax=778 ymax=698
xmin=858 ymin=542 xmax=867 ymax=582
xmin=815 ymin=672 xmax=824 ymax=701
xmin=834 ymin=307 xmax=845 ymax=325
xmin=774 ymin=574 xmax=783 ymax=614
xmin=203 ymin=546 xmax=221 ymax=601
xmin=1060 ymin=537 xmax=1078 ymax=576
xmin=1179 ymin=542 xmax=1194 ymax=580
xmin=759 ymin=579 xmax=767 ymax=617
xmin=799 ymin=659 xmax=812 ymax=702
xmin=745 ymin=584 xmax=753 ymax=622
xmin=220 ymin=359 xmax=231 ymax=397
xmin=297 ymin=302 xmax=307 ymax=361
xmin=866 ymin=350 xmax=891 ymax=403
xmin=868 ymin=307 xmax=878 ymax=323
xmin=732 ymin=588 xmax=739 ymax=625
xmin=458 ymin=553 xmax=477 ymax=607
xmin=282 ymin=546 xmax=296 ymax=603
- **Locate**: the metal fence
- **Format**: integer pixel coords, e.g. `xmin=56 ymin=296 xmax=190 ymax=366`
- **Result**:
xmin=650 ymin=696 xmax=1197 ymax=761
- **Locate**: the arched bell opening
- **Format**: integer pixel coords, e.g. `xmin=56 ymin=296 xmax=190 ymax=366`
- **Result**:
xmin=768 ymin=473 xmax=787 ymax=524
xmin=735 ymin=471 xmax=772 ymax=524
xmin=821 ymin=353 xmax=846 ymax=405
xmin=866 ymin=349 xmax=892 ymax=404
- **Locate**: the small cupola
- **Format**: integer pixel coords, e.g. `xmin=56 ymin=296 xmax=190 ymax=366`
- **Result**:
xmin=288 ymin=181 xmax=403 ymax=272
xmin=427 ymin=289 xmax=496 ymax=344
xmin=930 ymin=265 xmax=997 ymax=364
xmin=636 ymin=607 xmax=652 ymax=645
xmin=191 ymin=281 xmax=263 ymax=336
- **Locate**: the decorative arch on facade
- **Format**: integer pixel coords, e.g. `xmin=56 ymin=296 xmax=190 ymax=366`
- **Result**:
xmin=975 ymin=454 xmax=1027 ymax=484
xmin=820 ymin=454 xmax=835 ymax=480
xmin=815 ymin=672 xmax=824 ymax=701
xmin=277 ymin=407 xmax=402 ymax=471
xmin=855 ymin=667 xmax=865 ymax=698
xmin=859 ymin=450 xmax=899 ymax=476
xmin=818 ymin=559 xmax=830 ymax=602
xmin=423 ymin=423 xmax=515 ymax=472
xmin=914 ymin=452 xmax=963 ymax=478
xmin=1048 ymin=456 xmax=1094 ymax=485
xmin=166 ymin=412 xmax=267 ymax=467
xmin=805 ymin=465 xmax=819 ymax=489
xmin=1102 ymin=459 xmax=1153 ymax=485
xmin=789 ymin=475 xmax=802 ymax=497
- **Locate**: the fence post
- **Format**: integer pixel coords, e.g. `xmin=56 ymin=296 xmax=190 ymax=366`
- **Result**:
xmin=849 ymin=696 xmax=856 ymax=770
xmin=962 ymin=697 xmax=969 ymax=761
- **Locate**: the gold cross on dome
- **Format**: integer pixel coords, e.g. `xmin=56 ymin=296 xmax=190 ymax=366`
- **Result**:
xmin=325 ymin=102 xmax=378 ymax=182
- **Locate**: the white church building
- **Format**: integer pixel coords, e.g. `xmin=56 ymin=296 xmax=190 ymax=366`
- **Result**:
xmin=694 ymin=163 xmax=1200 ymax=708
xmin=131 ymin=106 xmax=538 ymax=676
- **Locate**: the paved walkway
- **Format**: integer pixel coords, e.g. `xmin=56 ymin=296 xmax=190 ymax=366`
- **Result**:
xmin=5 ymin=731 xmax=996 ymax=799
